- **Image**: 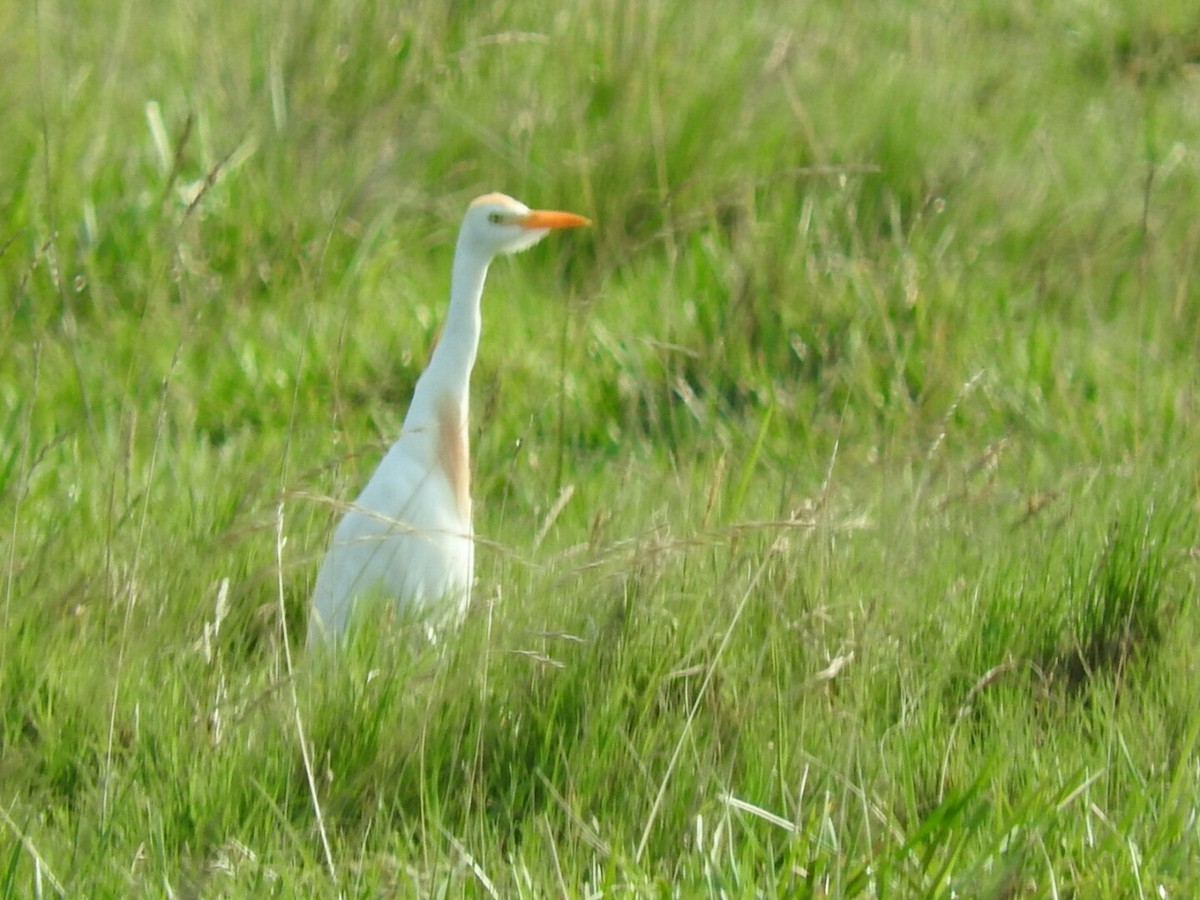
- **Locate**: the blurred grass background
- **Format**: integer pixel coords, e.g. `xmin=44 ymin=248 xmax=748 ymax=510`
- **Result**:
xmin=2 ymin=0 xmax=1199 ymax=894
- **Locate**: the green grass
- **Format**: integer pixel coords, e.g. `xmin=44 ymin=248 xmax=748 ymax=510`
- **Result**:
xmin=3 ymin=0 xmax=1200 ymax=894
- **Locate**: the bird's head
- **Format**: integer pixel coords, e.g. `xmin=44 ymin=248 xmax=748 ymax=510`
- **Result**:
xmin=459 ymin=193 xmax=590 ymax=259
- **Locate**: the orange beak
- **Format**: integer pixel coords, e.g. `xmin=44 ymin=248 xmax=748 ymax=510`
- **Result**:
xmin=518 ymin=209 xmax=591 ymax=230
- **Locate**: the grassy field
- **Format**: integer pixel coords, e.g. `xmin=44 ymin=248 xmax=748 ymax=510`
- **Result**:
xmin=3 ymin=0 xmax=1200 ymax=894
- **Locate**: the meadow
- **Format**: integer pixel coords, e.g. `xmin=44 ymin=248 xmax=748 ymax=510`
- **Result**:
xmin=2 ymin=0 xmax=1199 ymax=894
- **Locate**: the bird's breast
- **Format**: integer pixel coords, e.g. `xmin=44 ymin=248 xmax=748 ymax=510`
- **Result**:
xmin=435 ymin=394 xmax=471 ymax=522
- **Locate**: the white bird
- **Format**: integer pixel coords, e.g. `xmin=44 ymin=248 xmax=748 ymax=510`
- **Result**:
xmin=308 ymin=193 xmax=590 ymax=646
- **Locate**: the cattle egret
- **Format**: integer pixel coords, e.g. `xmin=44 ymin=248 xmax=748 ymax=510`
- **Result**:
xmin=308 ymin=193 xmax=590 ymax=645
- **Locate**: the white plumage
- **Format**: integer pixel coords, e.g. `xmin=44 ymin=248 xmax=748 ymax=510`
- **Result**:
xmin=308 ymin=193 xmax=589 ymax=646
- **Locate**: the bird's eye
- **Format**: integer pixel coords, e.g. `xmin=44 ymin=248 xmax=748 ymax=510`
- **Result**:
xmin=488 ymin=213 xmax=504 ymax=224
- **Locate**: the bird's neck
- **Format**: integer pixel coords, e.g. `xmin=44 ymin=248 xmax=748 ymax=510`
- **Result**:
xmin=405 ymin=240 xmax=489 ymax=431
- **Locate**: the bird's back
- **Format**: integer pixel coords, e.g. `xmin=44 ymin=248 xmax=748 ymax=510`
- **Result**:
xmin=307 ymin=430 xmax=473 ymax=645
